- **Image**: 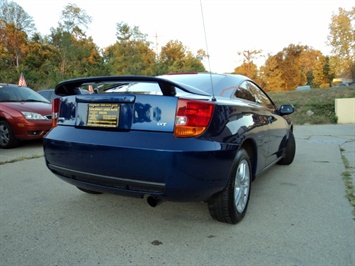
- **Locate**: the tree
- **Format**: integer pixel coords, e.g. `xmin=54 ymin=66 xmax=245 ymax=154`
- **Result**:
xmin=259 ymin=44 xmax=328 ymax=91
xmin=0 ymin=22 xmax=27 ymax=69
xmin=103 ymin=22 xmax=156 ymax=75
xmin=260 ymin=55 xmax=286 ymax=92
xmin=104 ymin=40 xmax=156 ymax=75
xmin=279 ymin=44 xmax=306 ymax=90
xmin=0 ymin=0 xmax=36 ymax=36
xmin=298 ymin=48 xmax=331 ymax=88
xmin=327 ymin=7 xmax=355 ymax=80
xmin=22 ymin=35 xmax=61 ymax=88
xmin=158 ymin=40 xmax=206 ymax=74
xmin=60 ymin=3 xmax=92 ymax=38
xmin=115 ymin=21 xmax=146 ymax=42
xmin=312 ymin=55 xmax=334 ymax=88
xmin=0 ymin=0 xmax=36 ymax=70
xmin=233 ymin=50 xmax=262 ymax=81
xmin=49 ymin=4 xmax=94 ymax=78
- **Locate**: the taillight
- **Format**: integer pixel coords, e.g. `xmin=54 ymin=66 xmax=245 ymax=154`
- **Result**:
xmin=52 ymin=98 xmax=60 ymax=127
xmin=174 ymin=99 xmax=214 ymax=137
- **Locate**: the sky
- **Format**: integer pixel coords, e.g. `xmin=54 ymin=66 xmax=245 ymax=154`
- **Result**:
xmin=13 ymin=0 xmax=354 ymax=73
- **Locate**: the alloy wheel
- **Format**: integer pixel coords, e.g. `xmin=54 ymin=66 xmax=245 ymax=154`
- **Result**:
xmin=234 ymin=159 xmax=250 ymax=213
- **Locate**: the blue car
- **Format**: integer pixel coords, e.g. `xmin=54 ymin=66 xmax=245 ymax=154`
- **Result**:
xmin=43 ymin=73 xmax=295 ymax=224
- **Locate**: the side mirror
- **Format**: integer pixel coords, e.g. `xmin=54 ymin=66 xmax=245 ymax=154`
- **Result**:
xmin=279 ymin=104 xmax=294 ymax=115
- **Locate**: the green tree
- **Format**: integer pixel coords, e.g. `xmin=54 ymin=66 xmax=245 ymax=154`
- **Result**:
xmin=105 ymin=40 xmax=156 ymax=75
xmin=115 ymin=21 xmax=146 ymax=42
xmin=158 ymin=40 xmax=206 ymax=74
xmin=60 ymin=3 xmax=92 ymax=38
xmin=327 ymin=7 xmax=355 ymax=80
xmin=103 ymin=22 xmax=156 ymax=75
xmin=49 ymin=3 xmax=95 ymax=78
xmin=312 ymin=55 xmax=334 ymax=88
xmin=22 ymin=34 xmax=61 ymax=88
xmin=0 ymin=0 xmax=36 ymax=36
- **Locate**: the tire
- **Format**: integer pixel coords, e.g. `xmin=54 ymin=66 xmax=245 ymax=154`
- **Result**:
xmin=77 ymin=187 xmax=103 ymax=194
xmin=277 ymin=131 xmax=296 ymax=165
xmin=208 ymin=148 xmax=252 ymax=224
xmin=0 ymin=120 xmax=19 ymax=149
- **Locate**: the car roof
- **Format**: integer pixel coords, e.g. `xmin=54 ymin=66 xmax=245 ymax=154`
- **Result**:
xmin=160 ymin=72 xmax=250 ymax=97
xmin=0 ymin=83 xmax=26 ymax=89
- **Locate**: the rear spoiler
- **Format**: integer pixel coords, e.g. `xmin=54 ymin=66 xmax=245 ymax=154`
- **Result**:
xmin=54 ymin=76 xmax=210 ymax=97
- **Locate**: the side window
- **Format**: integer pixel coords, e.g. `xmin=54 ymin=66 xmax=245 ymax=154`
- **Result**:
xmin=234 ymin=81 xmax=256 ymax=102
xmin=246 ymin=81 xmax=275 ymax=110
xmin=40 ymin=91 xmax=51 ymax=99
xmin=234 ymin=81 xmax=275 ymax=110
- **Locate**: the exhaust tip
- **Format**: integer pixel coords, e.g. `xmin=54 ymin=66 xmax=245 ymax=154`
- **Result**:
xmin=147 ymin=196 xmax=163 ymax=207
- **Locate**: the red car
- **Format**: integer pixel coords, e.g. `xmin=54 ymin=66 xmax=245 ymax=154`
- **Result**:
xmin=0 ymin=83 xmax=52 ymax=148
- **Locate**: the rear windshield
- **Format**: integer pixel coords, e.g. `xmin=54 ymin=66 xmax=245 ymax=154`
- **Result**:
xmin=160 ymin=74 xmax=226 ymax=94
xmin=104 ymin=83 xmax=163 ymax=95
xmin=101 ymin=82 xmax=194 ymax=96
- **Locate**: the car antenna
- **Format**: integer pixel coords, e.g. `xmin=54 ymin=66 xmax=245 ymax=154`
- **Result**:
xmin=200 ymin=0 xmax=216 ymax=102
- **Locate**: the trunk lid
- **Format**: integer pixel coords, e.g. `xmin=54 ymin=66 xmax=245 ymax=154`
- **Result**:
xmin=57 ymin=93 xmax=178 ymax=132
xmin=54 ymin=76 xmax=212 ymax=132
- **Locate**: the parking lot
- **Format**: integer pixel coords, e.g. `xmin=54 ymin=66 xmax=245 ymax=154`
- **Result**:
xmin=1 ymin=124 xmax=354 ymax=265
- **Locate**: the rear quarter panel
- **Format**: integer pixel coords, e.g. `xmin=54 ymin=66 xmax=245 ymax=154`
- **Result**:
xmin=204 ymin=99 xmax=270 ymax=175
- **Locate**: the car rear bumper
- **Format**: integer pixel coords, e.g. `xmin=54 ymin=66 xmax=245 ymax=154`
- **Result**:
xmin=43 ymin=127 xmax=238 ymax=201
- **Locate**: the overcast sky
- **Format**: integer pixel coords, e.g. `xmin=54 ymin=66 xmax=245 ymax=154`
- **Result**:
xmin=13 ymin=0 xmax=354 ymax=73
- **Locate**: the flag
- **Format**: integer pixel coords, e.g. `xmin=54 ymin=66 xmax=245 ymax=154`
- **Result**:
xmin=18 ymin=73 xmax=27 ymax=87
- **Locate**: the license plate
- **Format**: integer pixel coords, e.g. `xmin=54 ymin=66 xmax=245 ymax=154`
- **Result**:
xmin=87 ymin=103 xmax=120 ymax=128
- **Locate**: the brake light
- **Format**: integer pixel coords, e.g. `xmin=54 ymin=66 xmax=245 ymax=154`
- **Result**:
xmin=52 ymin=98 xmax=60 ymax=127
xmin=174 ymin=99 xmax=214 ymax=137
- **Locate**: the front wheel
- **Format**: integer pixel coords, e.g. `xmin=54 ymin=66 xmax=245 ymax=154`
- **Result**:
xmin=277 ymin=131 xmax=296 ymax=165
xmin=0 ymin=120 xmax=19 ymax=149
xmin=208 ymin=148 xmax=252 ymax=224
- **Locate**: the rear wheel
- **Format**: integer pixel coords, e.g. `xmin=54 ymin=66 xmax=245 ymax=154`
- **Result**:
xmin=277 ymin=131 xmax=296 ymax=165
xmin=77 ymin=187 xmax=103 ymax=194
xmin=208 ymin=148 xmax=252 ymax=224
xmin=0 ymin=120 xmax=19 ymax=149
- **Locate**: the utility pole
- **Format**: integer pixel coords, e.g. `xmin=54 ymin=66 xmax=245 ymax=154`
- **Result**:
xmin=154 ymin=32 xmax=159 ymax=56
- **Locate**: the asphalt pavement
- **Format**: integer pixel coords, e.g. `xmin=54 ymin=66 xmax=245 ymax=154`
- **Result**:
xmin=0 ymin=124 xmax=354 ymax=265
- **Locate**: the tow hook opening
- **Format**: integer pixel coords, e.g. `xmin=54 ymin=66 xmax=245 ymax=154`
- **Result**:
xmin=147 ymin=196 xmax=163 ymax=207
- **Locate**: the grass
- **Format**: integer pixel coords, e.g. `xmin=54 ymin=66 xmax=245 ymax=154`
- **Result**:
xmin=341 ymin=154 xmax=355 ymax=217
xmin=0 ymin=154 xmax=43 ymax=165
xmin=268 ymin=86 xmax=355 ymax=125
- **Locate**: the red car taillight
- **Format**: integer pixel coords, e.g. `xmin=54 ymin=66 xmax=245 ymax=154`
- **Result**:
xmin=174 ymin=99 xmax=214 ymax=137
xmin=52 ymin=98 xmax=60 ymax=127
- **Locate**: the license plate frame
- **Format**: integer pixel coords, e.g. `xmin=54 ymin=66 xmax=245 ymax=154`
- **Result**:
xmin=87 ymin=103 xmax=120 ymax=128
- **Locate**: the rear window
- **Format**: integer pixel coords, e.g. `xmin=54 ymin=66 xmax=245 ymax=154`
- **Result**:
xmin=104 ymin=83 xmax=163 ymax=95
xmin=102 ymin=82 xmax=194 ymax=96
xmin=161 ymin=74 xmax=225 ymax=94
